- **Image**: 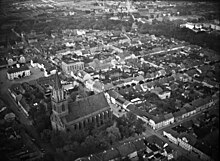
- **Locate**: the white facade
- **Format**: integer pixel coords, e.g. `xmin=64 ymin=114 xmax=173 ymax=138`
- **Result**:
xmin=158 ymin=91 xmax=171 ymax=99
xmin=177 ymin=138 xmax=192 ymax=151
xmin=163 ymin=131 xmax=178 ymax=145
xmin=7 ymin=69 xmax=31 ymax=80
xmin=163 ymin=117 xmax=174 ymax=126
xmin=62 ymin=61 xmax=84 ymax=75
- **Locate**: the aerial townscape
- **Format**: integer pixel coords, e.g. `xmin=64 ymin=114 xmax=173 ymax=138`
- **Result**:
xmin=0 ymin=0 xmax=219 ymax=161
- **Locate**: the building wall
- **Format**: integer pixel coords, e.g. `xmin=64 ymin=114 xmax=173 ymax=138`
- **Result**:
xmin=177 ymin=138 xmax=192 ymax=151
xmin=163 ymin=117 xmax=174 ymax=126
xmin=51 ymin=114 xmax=66 ymax=131
xmin=68 ymin=109 xmax=112 ymax=131
xmin=7 ymin=70 xmax=31 ymax=80
xmin=61 ymin=61 xmax=84 ymax=75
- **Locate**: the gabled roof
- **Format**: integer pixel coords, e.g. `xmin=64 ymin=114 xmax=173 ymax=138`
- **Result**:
xmin=104 ymin=83 xmax=114 ymax=90
xmin=191 ymin=98 xmax=205 ymax=107
xmin=164 ymin=128 xmax=179 ymax=138
xmin=132 ymin=139 xmax=146 ymax=151
xmin=164 ymin=113 xmax=174 ymax=120
xmin=7 ymin=64 xmax=29 ymax=74
xmin=93 ymin=81 xmax=104 ymax=90
xmin=97 ymin=148 xmax=120 ymax=161
xmin=151 ymin=115 xmax=165 ymax=124
xmin=178 ymin=132 xmax=197 ymax=146
xmin=117 ymin=142 xmax=136 ymax=157
xmin=173 ymin=110 xmax=184 ymax=118
xmin=65 ymin=93 xmax=110 ymax=123
xmin=180 ymin=107 xmax=187 ymax=114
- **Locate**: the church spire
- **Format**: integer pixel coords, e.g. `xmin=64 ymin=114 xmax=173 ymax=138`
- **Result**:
xmin=54 ymin=72 xmax=62 ymax=90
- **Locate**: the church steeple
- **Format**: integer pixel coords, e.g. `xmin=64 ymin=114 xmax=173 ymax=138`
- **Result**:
xmin=54 ymin=72 xmax=62 ymax=90
xmin=51 ymin=72 xmax=68 ymax=117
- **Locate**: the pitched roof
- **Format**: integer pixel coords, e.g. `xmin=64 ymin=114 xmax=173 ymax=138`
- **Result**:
xmin=164 ymin=113 xmax=174 ymax=120
xmin=7 ymin=64 xmax=29 ymax=74
xmin=117 ymin=142 xmax=136 ymax=157
xmin=151 ymin=115 xmax=165 ymax=124
xmin=191 ymin=98 xmax=205 ymax=107
xmin=65 ymin=93 xmax=110 ymax=123
xmin=104 ymin=83 xmax=114 ymax=90
xmin=180 ymin=107 xmax=187 ymax=114
xmin=98 ymin=148 xmax=120 ymax=161
xmin=54 ymin=72 xmax=62 ymax=90
xmin=93 ymin=81 xmax=104 ymax=90
xmin=173 ymin=110 xmax=184 ymax=118
xmin=132 ymin=139 xmax=146 ymax=151
xmin=164 ymin=128 xmax=179 ymax=138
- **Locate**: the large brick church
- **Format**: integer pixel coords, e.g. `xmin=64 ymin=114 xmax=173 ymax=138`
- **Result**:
xmin=50 ymin=73 xmax=112 ymax=131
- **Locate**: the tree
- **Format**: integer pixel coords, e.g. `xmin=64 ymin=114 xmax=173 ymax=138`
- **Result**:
xmin=106 ymin=125 xmax=121 ymax=144
xmin=69 ymin=129 xmax=89 ymax=144
xmin=126 ymin=112 xmax=137 ymax=125
xmin=50 ymin=131 xmax=65 ymax=149
xmin=41 ymin=129 xmax=52 ymax=143
xmin=135 ymin=119 xmax=146 ymax=135
xmin=43 ymin=152 xmax=55 ymax=161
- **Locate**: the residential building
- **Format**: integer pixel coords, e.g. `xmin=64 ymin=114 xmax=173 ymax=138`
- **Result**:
xmin=7 ymin=55 xmax=26 ymax=66
xmin=163 ymin=113 xmax=174 ymax=126
xmin=7 ymin=64 xmax=30 ymax=80
xmin=30 ymin=58 xmax=56 ymax=77
xmin=163 ymin=130 xmax=179 ymax=145
xmin=61 ymin=59 xmax=84 ymax=75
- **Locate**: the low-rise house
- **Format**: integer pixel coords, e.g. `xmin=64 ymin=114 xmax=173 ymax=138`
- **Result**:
xmin=7 ymin=64 xmax=31 ymax=80
xmin=7 ymin=55 xmax=26 ymax=66
xmin=74 ymin=70 xmax=92 ymax=83
xmin=158 ymin=90 xmax=171 ymax=100
xmin=191 ymin=98 xmax=205 ymax=112
xmin=163 ymin=113 xmax=174 ymax=126
xmin=132 ymin=139 xmax=146 ymax=153
xmin=177 ymin=135 xmax=193 ymax=151
xmin=173 ymin=110 xmax=184 ymax=122
xmin=163 ymin=129 xmax=179 ymax=145
xmin=88 ymin=58 xmax=113 ymax=71
xmin=93 ymin=81 xmax=105 ymax=94
xmin=164 ymin=128 xmax=197 ymax=152
xmin=180 ymin=107 xmax=188 ymax=119
xmin=106 ymin=90 xmax=133 ymax=110
xmin=96 ymin=148 xmax=120 ymax=161
xmin=186 ymin=104 xmax=197 ymax=114
xmin=117 ymin=142 xmax=137 ymax=160
xmin=30 ymin=58 xmax=56 ymax=77
xmin=148 ymin=115 xmax=165 ymax=130
xmin=61 ymin=57 xmax=84 ymax=75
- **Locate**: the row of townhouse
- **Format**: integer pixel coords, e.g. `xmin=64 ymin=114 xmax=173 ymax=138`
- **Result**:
xmin=76 ymin=135 xmax=176 ymax=161
xmin=105 ymin=88 xmax=218 ymax=130
xmin=106 ymin=90 xmax=133 ymax=110
xmin=163 ymin=129 xmax=193 ymax=151
xmin=146 ymin=92 xmax=218 ymax=130
xmin=163 ymin=129 xmax=213 ymax=161
xmin=8 ymin=88 xmax=30 ymax=117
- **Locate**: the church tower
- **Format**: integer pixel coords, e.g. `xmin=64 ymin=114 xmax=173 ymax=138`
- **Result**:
xmin=51 ymin=72 xmax=69 ymax=117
